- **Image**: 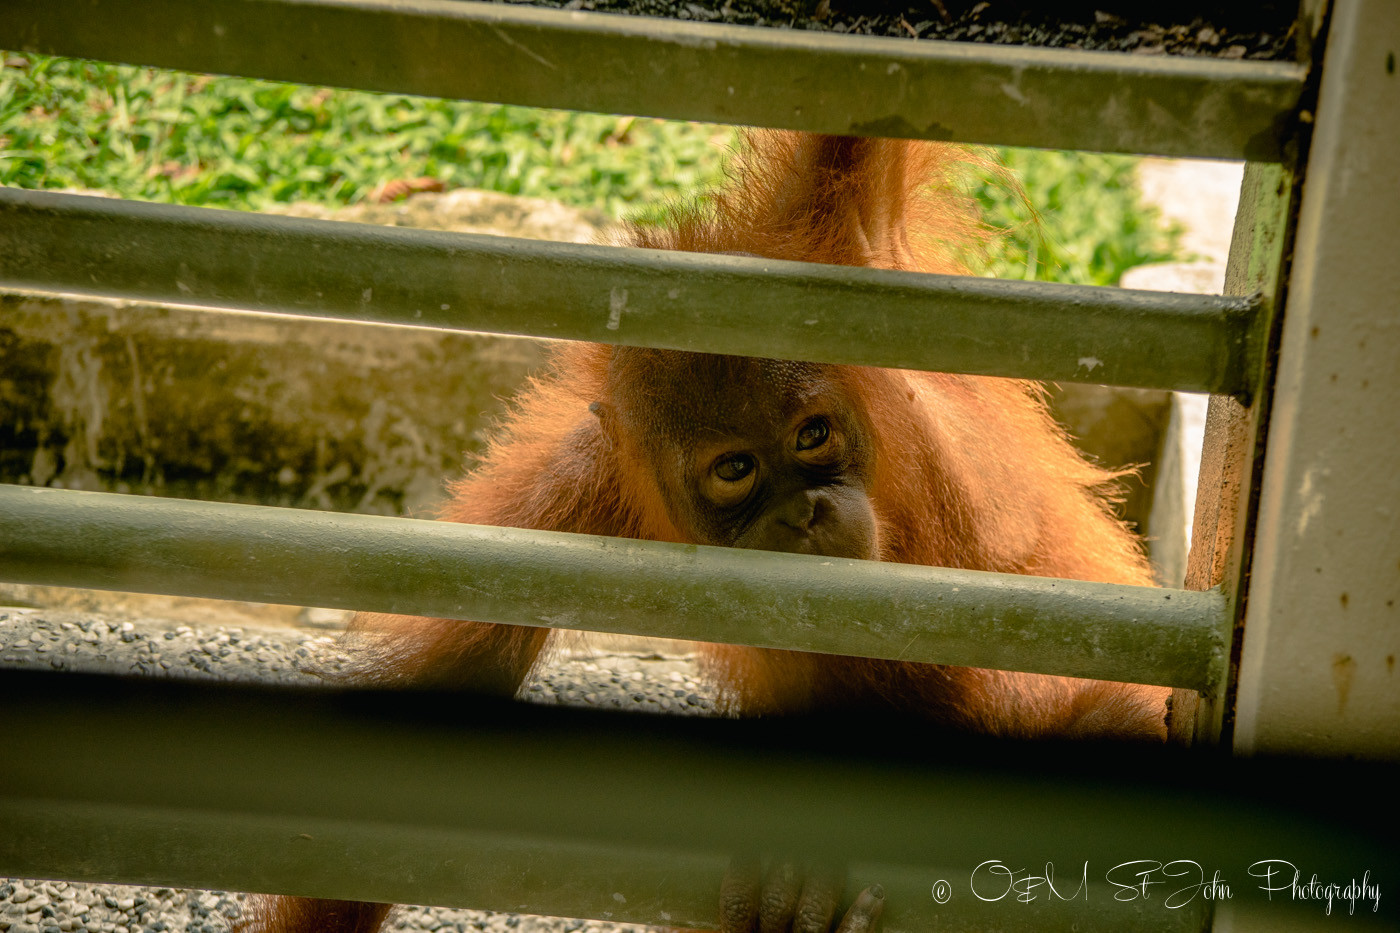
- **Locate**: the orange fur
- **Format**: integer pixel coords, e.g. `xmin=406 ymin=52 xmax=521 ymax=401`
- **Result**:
xmin=236 ymin=897 xmax=391 ymax=933
xmin=271 ymin=130 xmax=1169 ymax=933
xmin=330 ymin=130 xmax=1164 ymax=736
xmin=619 ymin=133 xmax=985 ymax=273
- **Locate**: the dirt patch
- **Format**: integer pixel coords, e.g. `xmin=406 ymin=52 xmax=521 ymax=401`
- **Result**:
xmin=504 ymin=0 xmax=1298 ymax=59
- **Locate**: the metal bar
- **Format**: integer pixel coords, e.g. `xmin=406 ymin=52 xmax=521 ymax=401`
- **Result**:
xmin=0 ymin=0 xmax=1305 ymax=161
xmin=0 ymin=484 xmax=1228 ymax=691
xmin=0 ymin=802 xmax=1201 ymax=933
xmin=1171 ymin=157 xmax=1300 ymax=747
xmin=1 ymin=670 xmax=1393 ymax=930
xmin=0 ymin=188 xmax=1260 ymax=395
xmin=2 ymin=800 xmax=728 ymax=931
xmin=1233 ymin=0 xmax=1400 ymax=759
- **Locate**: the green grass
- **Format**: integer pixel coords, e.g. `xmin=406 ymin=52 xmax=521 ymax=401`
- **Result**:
xmin=972 ymin=148 xmax=1183 ymax=285
xmin=1 ymin=52 xmax=1180 ymax=283
xmin=0 ymin=53 xmax=729 ymax=218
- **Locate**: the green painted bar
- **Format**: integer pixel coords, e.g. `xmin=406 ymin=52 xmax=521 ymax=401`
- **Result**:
xmin=0 ymin=802 xmax=1201 ymax=933
xmin=0 ymin=189 xmax=1259 ymax=394
xmin=0 ymin=484 xmax=1228 ymax=690
xmin=1 ymin=671 xmax=1391 ymax=930
xmin=0 ymin=0 xmax=1305 ymax=161
xmin=0 ymin=800 xmax=732 ymax=931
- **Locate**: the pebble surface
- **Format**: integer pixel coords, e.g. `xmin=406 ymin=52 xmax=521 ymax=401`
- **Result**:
xmin=505 ymin=0 xmax=1297 ymax=60
xmin=0 ymin=608 xmax=717 ymax=932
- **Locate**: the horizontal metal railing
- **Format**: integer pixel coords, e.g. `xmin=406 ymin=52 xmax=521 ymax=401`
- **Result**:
xmin=0 ymin=188 xmax=1261 ymax=394
xmin=4 ymin=669 xmax=1394 ymax=931
xmin=0 ymin=484 xmax=1227 ymax=690
xmin=0 ymin=0 xmax=1305 ymax=161
xmin=0 ymin=5 xmax=1306 ymax=926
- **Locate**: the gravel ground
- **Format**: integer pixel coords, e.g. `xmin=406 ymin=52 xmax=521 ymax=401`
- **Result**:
xmin=0 ymin=608 xmax=717 ymax=933
xmin=502 ymin=0 xmax=1298 ymax=59
xmin=0 ymin=877 xmax=660 ymax=933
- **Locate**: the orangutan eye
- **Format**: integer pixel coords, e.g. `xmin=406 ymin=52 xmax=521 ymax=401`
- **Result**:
xmin=714 ymin=454 xmax=756 ymax=482
xmin=795 ymin=417 xmax=830 ymax=451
